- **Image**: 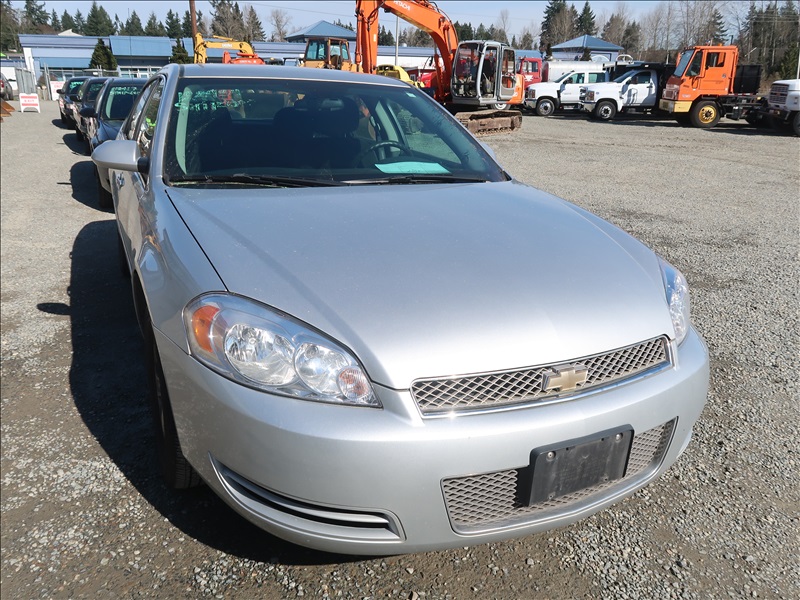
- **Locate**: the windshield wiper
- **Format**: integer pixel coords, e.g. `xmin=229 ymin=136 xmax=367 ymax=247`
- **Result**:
xmin=341 ymin=174 xmax=490 ymax=185
xmin=167 ymin=174 xmax=342 ymax=188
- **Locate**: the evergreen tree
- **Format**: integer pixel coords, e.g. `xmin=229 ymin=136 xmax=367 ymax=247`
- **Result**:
xmin=73 ymin=10 xmax=86 ymax=34
xmin=519 ymin=30 xmax=535 ymax=50
xmin=212 ymin=0 xmax=246 ymax=39
xmin=333 ymin=19 xmax=354 ymax=31
xmin=125 ymin=11 xmax=145 ymax=36
xmin=113 ymin=15 xmax=125 ymax=35
xmin=454 ymin=21 xmax=474 ymax=41
xmin=540 ymin=0 xmax=567 ymax=49
xmin=50 ymin=9 xmax=61 ymax=32
xmin=170 ymin=37 xmax=192 ymax=64
xmin=601 ymin=12 xmax=626 ymax=46
xmin=165 ymin=9 xmax=182 ymax=39
xmin=475 ymin=23 xmax=488 ymax=40
xmin=621 ymin=21 xmax=641 ymax=54
xmin=85 ymin=1 xmax=115 ymax=36
xmin=0 ymin=0 xmax=20 ymax=52
xmin=61 ymin=10 xmax=75 ymax=32
xmin=378 ymin=25 xmax=395 ymax=46
xmin=576 ymin=1 xmax=596 ymax=36
xmin=244 ymin=6 xmax=265 ymax=42
xmin=182 ymin=11 xmax=194 ymax=38
xmin=707 ymin=9 xmax=728 ymax=45
xmin=22 ymin=0 xmax=49 ymax=33
xmin=144 ymin=12 xmax=167 ymax=37
xmin=89 ymin=38 xmax=117 ymax=70
xmin=778 ymin=42 xmax=798 ymax=79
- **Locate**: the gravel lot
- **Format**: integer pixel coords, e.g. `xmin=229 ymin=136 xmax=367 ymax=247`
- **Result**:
xmin=2 ymin=100 xmax=798 ymax=599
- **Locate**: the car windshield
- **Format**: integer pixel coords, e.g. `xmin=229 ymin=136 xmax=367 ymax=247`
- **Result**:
xmin=163 ymin=77 xmax=506 ymax=186
xmin=67 ymin=79 xmax=85 ymax=94
xmin=673 ymin=50 xmax=693 ymax=77
xmin=101 ymin=84 xmax=143 ymax=121
xmin=553 ymin=71 xmax=575 ymax=83
xmin=85 ymin=81 xmax=106 ymax=102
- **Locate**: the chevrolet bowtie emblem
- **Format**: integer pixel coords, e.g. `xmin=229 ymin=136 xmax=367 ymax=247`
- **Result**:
xmin=541 ymin=364 xmax=589 ymax=393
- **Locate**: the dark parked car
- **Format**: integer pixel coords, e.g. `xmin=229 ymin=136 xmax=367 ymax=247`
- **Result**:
xmin=57 ymin=76 xmax=89 ymax=126
xmin=72 ymin=77 xmax=109 ymax=141
xmin=0 ymin=72 xmax=13 ymax=101
xmin=83 ymin=77 xmax=146 ymax=207
xmin=92 ymin=64 xmax=709 ymax=555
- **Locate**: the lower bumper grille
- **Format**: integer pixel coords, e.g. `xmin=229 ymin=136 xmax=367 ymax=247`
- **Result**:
xmin=441 ymin=420 xmax=675 ymax=534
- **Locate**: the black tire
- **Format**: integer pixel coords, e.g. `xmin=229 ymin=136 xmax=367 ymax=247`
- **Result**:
xmin=117 ymin=234 xmax=130 ymax=277
xmin=594 ymin=100 xmax=617 ymax=121
xmin=489 ymin=102 xmax=508 ymax=110
xmin=793 ymin=112 xmax=800 ymax=137
xmin=147 ymin=331 xmax=201 ymax=489
xmin=675 ymin=113 xmax=691 ymax=125
xmin=690 ymin=101 xmax=720 ymax=128
xmin=536 ymin=98 xmax=556 ymax=117
xmin=96 ymin=166 xmax=113 ymax=209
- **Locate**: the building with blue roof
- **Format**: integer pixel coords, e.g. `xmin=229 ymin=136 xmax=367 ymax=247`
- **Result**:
xmin=286 ymin=21 xmax=357 ymax=43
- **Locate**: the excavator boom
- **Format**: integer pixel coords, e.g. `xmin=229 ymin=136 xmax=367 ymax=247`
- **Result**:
xmin=354 ymin=0 xmax=523 ymax=134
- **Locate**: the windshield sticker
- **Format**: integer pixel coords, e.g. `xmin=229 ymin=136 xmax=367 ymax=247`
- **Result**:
xmin=376 ymin=162 xmax=450 ymax=174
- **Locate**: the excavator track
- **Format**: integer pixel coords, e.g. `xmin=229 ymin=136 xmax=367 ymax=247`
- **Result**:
xmin=455 ymin=109 xmax=523 ymax=135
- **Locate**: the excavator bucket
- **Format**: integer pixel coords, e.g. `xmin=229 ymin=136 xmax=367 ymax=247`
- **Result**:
xmin=455 ymin=109 xmax=522 ymax=135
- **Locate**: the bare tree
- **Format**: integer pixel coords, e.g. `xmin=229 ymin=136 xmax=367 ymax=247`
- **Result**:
xmin=640 ymin=3 xmax=670 ymax=54
xmin=674 ymin=0 xmax=717 ymax=47
xmin=269 ymin=8 xmax=290 ymax=42
xmin=550 ymin=7 xmax=575 ymax=44
xmin=496 ymin=8 xmax=511 ymax=40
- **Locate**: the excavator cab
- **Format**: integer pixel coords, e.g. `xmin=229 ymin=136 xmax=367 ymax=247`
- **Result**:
xmin=302 ymin=37 xmax=359 ymax=72
xmin=451 ymin=41 xmax=522 ymax=110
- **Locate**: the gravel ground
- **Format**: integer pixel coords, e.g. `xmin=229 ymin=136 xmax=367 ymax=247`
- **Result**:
xmin=2 ymin=100 xmax=798 ymax=599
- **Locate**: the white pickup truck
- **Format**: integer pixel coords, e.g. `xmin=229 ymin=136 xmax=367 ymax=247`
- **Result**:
xmin=579 ymin=65 xmax=670 ymax=121
xmin=766 ymin=79 xmax=800 ymax=136
xmin=524 ymin=68 xmax=609 ymax=116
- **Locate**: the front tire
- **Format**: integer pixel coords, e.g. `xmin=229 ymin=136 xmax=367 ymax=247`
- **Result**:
xmin=96 ymin=166 xmax=112 ymax=209
xmin=793 ymin=112 xmax=800 ymax=137
xmin=536 ymin=98 xmax=556 ymax=117
xmin=690 ymin=101 xmax=720 ymax=128
xmin=147 ymin=331 xmax=201 ymax=490
xmin=594 ymin=100 xmax=617 ymax=121
xmin=489 ymin=102 xmax=508 ymax=110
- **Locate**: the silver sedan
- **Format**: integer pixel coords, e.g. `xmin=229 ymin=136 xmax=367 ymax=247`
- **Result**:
xmin=93 ymin=64 xmax=708 ymax=555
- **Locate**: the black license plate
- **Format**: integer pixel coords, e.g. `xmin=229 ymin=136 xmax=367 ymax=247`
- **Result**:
xmin=524 ymin=428 xmax=632 ymax=505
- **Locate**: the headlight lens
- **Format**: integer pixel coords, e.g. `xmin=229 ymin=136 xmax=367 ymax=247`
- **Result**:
xmin=184 ymin=294 xmax=379 ymax=406
xmin=658 ymin=257 xmax=691 ymax=345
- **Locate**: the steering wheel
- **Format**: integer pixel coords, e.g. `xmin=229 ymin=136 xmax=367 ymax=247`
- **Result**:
xmin=356 ymin=140 xmax=408 ymax=164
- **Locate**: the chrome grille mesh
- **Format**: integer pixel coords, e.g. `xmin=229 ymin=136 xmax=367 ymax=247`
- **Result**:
xmin=442 ymin=420 xmax=675 ymax=533
xmin=412 ymin=337 xmax=669 ymax=415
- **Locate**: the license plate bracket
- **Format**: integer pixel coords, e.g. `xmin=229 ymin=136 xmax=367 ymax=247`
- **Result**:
xmin=522 ymin=427 xmax=632 ymax=505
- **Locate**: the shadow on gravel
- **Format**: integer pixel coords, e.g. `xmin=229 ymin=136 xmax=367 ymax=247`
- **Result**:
xmin=49 ymin=219 xmax=357 ymax=567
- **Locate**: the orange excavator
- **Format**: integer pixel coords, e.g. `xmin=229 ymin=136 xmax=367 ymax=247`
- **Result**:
xmin=353 ymin=0 xmax=524 ymax=133
xmin=194 ymin=33 xmax=267 ymax=65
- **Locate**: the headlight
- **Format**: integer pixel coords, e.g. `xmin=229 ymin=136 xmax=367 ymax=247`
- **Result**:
xmin=183 ymin=293 xmax=379 ymax=407
xmin=658 ymin=257 xmax=691 ymax=345
xmin=527 ymin=89 xmax=536 ymax=99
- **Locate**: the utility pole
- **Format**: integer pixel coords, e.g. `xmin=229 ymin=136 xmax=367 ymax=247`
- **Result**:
xmin=189 ymin=0 xmax=197 ymax=38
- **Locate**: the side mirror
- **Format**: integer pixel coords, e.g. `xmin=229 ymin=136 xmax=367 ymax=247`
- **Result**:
xmin=92 ymin=139 xmax=140 ymax=173
xmin=57 ymin=88 xmax=64 ymax=94
xmin=80 ymin=106 xmax=95 ymax=118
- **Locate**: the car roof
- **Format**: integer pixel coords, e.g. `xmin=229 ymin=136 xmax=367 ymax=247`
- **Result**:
xmin=166 ymin=63 xmax=409 ymax=88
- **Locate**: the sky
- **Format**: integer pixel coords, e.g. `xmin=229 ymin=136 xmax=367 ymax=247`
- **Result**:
xmin=14 ymin=1 xmax=662 ymax=38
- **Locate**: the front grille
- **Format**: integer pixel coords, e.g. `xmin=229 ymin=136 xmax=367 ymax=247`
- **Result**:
xmin=770 ymin=84 xmax=789 ymax=104
xmin=412 ymin=337 xmax=669 ymax=415
xmin=442 ymin=420 xmax=675 ymax=533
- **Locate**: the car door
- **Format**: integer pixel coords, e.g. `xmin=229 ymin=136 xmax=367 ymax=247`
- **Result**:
xmin=623 ymin=71 xmax=656 ymax=107
xmin=560 ymin=72 xmax=585 ymax=104
xmin=114 ymin=78 xmax=165 ymax=268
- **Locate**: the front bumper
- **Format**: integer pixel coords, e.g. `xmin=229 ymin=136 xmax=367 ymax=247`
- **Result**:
xmin=157 ymin=327 xmax=709 ymax=555
xmin=659 ymin=99 xmax=693 ymax=114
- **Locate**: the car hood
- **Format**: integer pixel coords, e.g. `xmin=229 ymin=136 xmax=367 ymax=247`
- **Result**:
xmin=166 ymin=181 xmax=673 ymax=388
